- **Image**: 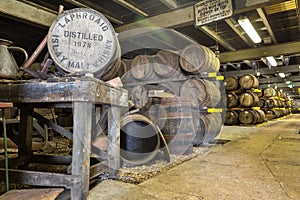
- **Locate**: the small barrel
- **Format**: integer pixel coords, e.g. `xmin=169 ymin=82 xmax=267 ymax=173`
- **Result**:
xmin=239 ymin=110 xmax=260 ymax=124
xmin=120 ymin=114 xmax=160 ymax=165
xmin=264 ymin=87 xmax=277 ymax=97
xmin=225 ymin=110 xmax=239 ymax=125
xmin=224 ymin=76 xmax=239 ymax=91
xmin=179 ymin=44 xmax=219 ymax=74
xmin=47 ymin=8 xmax=121 ymax=78
xmin=158 ymin=96 xmax=195 ymax=155
xmin=226 ymin=93 xmax=239 ymax=108
xmin=180 ymin=79 xmax=221 ymax=107
xmin=130 ymin=55 xmax=156 ymax=81
xmin=239 ymin=74 xmax=259 ymax=89
xmin=154 ymin=50 xmax=181 ymax=78
xmin=128 ymin=85 xmax=152 ymax=109
xmin=239 ymin=91 xmax=259 ymax=107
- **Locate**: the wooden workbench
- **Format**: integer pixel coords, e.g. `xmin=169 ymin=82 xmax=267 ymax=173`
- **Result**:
xmin=0 ymin=76 xmax=128 ymax=200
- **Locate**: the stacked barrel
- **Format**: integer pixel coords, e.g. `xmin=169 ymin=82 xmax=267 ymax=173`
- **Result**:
xmin=260 ymin=87 xmax=291 ymax=119
xmin=224 ymin=74 xmax=266 ymax=125
xmin=116 ymin=44 xmax=225 ymax=164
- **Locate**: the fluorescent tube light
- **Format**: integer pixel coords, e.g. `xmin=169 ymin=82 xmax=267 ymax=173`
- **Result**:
xmin=266 ymin=56 xmax=278 ymax=67
xmin=238 ymin=17 xmax=262 ymax=43
xmin=278 ymin=73 xmax=285 ymax=78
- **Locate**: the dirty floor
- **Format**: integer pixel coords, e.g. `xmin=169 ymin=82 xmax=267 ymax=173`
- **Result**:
xmin=88 ymin=114 xmax=300 ymax=200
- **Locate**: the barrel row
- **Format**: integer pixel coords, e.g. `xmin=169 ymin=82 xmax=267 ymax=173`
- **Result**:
xmin=115 ymin=44 xmax=220 ymax=83
xmin=227 ymin=92 xmax=292 ymax=108
xmin=224 ymin=74 xmax=259 ymax=91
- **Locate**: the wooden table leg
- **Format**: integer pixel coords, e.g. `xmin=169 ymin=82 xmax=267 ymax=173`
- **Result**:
xmin=71 ymin=102 xmax=92 ymax=200
xmin=18 ymin=105 xmax=33 ymax=157
xmin=107 ymin=106 xmax=121 ymax=179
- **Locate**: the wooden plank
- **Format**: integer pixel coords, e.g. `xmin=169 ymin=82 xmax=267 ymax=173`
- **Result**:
xmin=219 ymin=41 xmax=300 ymax=63
xmin=107 ymin=106 xmax=120 ymax=179
xmin=0 ymin=0 xmax=57 ymax=27
xmin=0 ymin=188 xmax=64 ymax=200
xmin=0 ymin=168 xmax=81 ymax=189
xmin=71 ymin=102 xmax=92 ymax=199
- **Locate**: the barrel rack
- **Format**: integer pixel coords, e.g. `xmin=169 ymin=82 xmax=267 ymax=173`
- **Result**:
xmin=0 ymin=76 xmax=128 ymax=200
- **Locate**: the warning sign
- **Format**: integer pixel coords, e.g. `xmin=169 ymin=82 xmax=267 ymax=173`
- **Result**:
xmin=194 ymin=0 xmax=233 ymax=26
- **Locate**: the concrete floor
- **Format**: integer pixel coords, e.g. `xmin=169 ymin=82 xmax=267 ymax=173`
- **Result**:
xmin=88 ymin=114 xmax=300 ymax=200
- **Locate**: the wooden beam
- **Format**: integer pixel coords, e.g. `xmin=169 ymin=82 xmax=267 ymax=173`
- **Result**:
xmin=221 ymin=64 xmax=300 ymax=77
xmin=0 ymin=0 xmax=57 ymax=27
xmin=259 ymin=75 xmax=300 ymax=84
xmin=219 ymin=41 xmax=300 ymax=63
xmin=160 ymin=0 xmax=177 ymax=9
xmin=116 ymin=0 xmax=287 ymax=32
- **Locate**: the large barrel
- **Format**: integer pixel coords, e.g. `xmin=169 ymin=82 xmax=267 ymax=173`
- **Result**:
xmin=158 ymin=97 xmax=195 ymax=155
xmin=239 ymin=110 xmax=260 ymax=124
xmin=180 ymin=79 xmax=221 ymax=107
xmin=179 ymin=44 xmax=219 ymax=74
xmin=224 ymin=76 xmax=239 ymax=91
xmin=239 ymin=91 xmax=259 ymax=107
xmin=120 ymin=114 xmax=160 ymax=165
xmin=265 ymin=98 xmax=279 ymax=108
xmin=128 ymin=85 xmax=152 ymax=109
xmin=264 ymin=87 xmax=277 ymax=97
xmin=226 ymin=93 xmax=239 ymax=108
xmin=47 ymin=8 xmax=120 ymax=79
xmin=130 ymin=55 xmax=156 ymax=81
xmin=255 ymin=110 xmax=266 ymax=123
xmin=193 ymin=112 xmax=222 ymax=145
xmin=239 ymin=74 xmax=259 ymax=89
xmin=119 ymin=59 xmax=134 ymax=83
xmin=154 ymin=50 xmax=181 ymax=78
xmin=225 ymin=110 xmax=239 ymax=125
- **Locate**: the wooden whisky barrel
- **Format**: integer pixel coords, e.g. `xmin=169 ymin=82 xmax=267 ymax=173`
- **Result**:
xmin=239 ymin=110 xmax=260 ymax=124
xmin=179 ymin=44 xmax=219 ymax=74
xmin=224 ymin=76 xmax=239 ymax=91
xmin=225 ymin=110 xmax=239 ymax=125
xmin=158 ymin=97 xmax=195 ymax=155
xmin=255 ymin=110 xmax=266 ymax=123
xmin=130 ymin=55 xmax=156 ymax=81
xmin=180 ymin=79 xmax=221 ymax=107
xmin=226 ymin=93 xmax=239 ymax=108
xmin=265 ymin=98 xmax=278 ymax=108
xmin=263 ymin=87 xmax=277 ymax=97
xmin=129 ymin=85 xmax=152 ymax=109
xmin=120 ymin=114 xmax=160 ymax=165
xmin=258 ymin=99 xmax=265 ymax=108
xmin=154 ymin=50 xmax=181 ymax=78
xmin=118 ymin=59 xmax=134 ymax=83
xmin=48 ymin=8 xmax=120 ymax=78
xmin=239 ymin=91 xmax=259 ymax=107
xmin=239 ymin=74 xmax=259 ymax=89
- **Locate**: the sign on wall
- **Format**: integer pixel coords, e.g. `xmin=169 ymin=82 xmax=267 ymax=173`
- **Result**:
xmin=194 ymin=0 xmax=233 ymax=26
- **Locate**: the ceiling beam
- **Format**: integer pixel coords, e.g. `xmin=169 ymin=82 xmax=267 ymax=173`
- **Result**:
xmin=256 ymin=8 xmax=277 ymax=44
xmin=159 ymin=0 xmax=177 ymax=9
xmin=0 ymin=0 xmax=57 ymax=27
xmin=116 ymin=0 xmax=287 ymax=32
xmin=221 ymin=64 xmax=300 ymax=77
xmin=112 ymin=0 xmax=148 ymax=17
xmin=65 ymin=0 xmax=124 ymax=24
xmin=219 ymin=41 xmax=300 ymax=63
xmin=225 ymin=18 xmax=255 ymax=48
xmin=199 ymin=26 xmax=236 ymax=51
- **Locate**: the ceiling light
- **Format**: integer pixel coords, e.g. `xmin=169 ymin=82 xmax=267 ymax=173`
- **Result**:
xmin=266 ymin=56 xmax=278 ymax=67
xmin=238 ymin=17 xmax=262 ymax=43
xmin=278 ymin=72 xmax=285 ymax=78
xmin=285 ymin=80 xmax=291 ymax=84
xmin=114 ymin=0 xmax=149 ymax=17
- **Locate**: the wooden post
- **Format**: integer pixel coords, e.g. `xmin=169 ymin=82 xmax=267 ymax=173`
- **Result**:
xmin=71 ymin=102 xmax=92 ymax=200
xmin=107 ymin=106 xmax=121 ymax=179
xmin=18 ymin=105 xmax=33 ymax=156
